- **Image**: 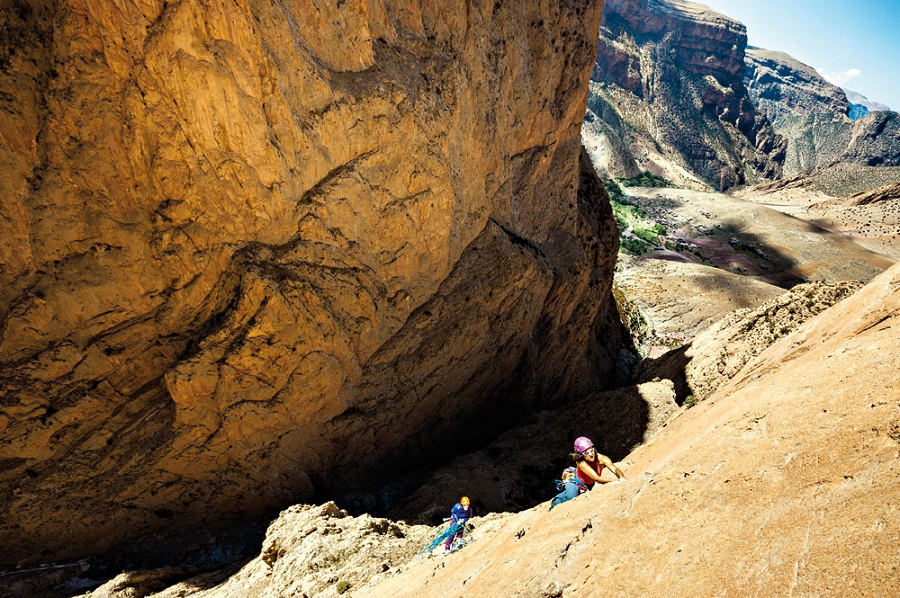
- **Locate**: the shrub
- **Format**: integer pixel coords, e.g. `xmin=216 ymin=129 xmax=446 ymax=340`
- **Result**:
xmin=605 ymin=178 xmax=670 ymax=254
xmin=633 ymin=227 xmax=660 ymax=245
xmin=620 ymin=237 xmax=650 ymax=255
xmin=619 ymin=171 xmax=675 ymax=188
xmin=605 ymin=180 xmax=625 ymax=202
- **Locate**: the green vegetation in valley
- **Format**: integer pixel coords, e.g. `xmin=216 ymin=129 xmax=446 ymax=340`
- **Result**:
xmin=619 ymin=170 xmax=675 ymax=189
xmin=605 ymin=179 xmax=626 ymax=202
xmin=605 ymin=177 xmax=669 ymax=255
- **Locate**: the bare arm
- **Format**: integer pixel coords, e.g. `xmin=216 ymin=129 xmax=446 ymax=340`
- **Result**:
xmin=596 ymin=453 xmax=626 ymax=481
xmin=576 ymin=459 xmax=607 ymax=483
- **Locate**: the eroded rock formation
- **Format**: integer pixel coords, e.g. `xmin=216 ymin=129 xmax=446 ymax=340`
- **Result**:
xmin=745 ymin=47 xmax=900 ymax=174
xmin=0 ymin=0 xmax=622 ymax=565
xmin=83 ymin=245 xmax=900 ymax=598
xmin=634 ymin=280 xmax=863 ymax=402
xmin=582 ymin=0 xmax=785 ymax=189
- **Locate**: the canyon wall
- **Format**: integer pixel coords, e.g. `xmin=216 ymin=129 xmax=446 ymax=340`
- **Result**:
xmin=0 ymin=0 xmax=622 ymax=565
xmin=745 ymin=47 xmax=900 ymax=175
xmin=582 ymin=0 xmax=785 ymax=189
xmin=106 ymin=236 xmax=900 ymax=598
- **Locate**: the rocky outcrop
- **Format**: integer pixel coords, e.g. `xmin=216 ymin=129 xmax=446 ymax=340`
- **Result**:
xmin=752 ymin=162 xmax=900 ymax=199
xmin=76 ymin=501 xmax=434 ymax=598
xmin=634 ymin=280 xmax=863 ymax=401
xmin=83 ymin=250 xmax=900 ymax=598
xmin=846 ymin=180 xmax=900 ymax=205
xmin=843 ymin=111 xmax=900 ymax=166
xmin=745 ymin=47 xmax=900 ymax=173
xmin=583 ymin=0 xmax=785 ymax=189
xmin=0 ymin=0 xmax=621 ymax=565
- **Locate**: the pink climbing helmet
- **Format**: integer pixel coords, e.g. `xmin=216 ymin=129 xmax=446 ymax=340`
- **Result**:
xmin=574 ymin=436 xmax=594 ymax=453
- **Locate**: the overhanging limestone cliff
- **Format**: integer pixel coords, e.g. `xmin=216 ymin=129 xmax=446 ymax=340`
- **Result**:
xmin=0 ymin=0 xmax=622 ymax=564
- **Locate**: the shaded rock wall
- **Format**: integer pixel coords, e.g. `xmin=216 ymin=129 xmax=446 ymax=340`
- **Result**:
xmin=745 ymin=47 xmax=900 ymax=174
xmin=0 ymin=0 xmax=620 ymax=565
xmin=110 ymin=239 xmax=900 ymax=598
xmin=386 ymin=379 xmax=677 ymax=522
xmin=584 ymin=0 xmax=785 ymax=189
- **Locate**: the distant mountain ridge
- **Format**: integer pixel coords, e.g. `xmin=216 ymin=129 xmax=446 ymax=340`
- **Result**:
xmin=583 ymin=0 xmax=785 ymax=190
xmin=584 ymin=0 xmax=900 ymax=187
xmin=845 ymin=89 xmax=892 ymax=121
xmin=744 ymin=47 xmax=900 ymax=174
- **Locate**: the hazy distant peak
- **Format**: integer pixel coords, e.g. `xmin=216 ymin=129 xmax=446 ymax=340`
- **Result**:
xmin=844 ymin=89 xmax=891 ymax=112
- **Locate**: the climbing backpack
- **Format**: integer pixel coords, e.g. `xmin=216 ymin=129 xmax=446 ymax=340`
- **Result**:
xmin=555 ymin=466 xmax=589 ymax=492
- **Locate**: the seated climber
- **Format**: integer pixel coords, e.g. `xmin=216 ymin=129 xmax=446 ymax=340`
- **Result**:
xmin=550 ymin=436 xmax=626 ymax=509
xmin=443 ymin=495 xmax=473 ymax=554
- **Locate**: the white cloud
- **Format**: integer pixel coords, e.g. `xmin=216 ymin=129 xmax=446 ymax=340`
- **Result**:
xmin=819 ymin=67 xmax=862 ymax=86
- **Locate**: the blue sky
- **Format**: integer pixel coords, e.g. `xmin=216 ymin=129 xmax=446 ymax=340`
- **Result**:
xmin=697 ymin=0 xmax=899 ymax=110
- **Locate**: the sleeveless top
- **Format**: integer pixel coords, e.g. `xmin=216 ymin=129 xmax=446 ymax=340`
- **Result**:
xmin=575 ymin=461 xmax=604 ymax=488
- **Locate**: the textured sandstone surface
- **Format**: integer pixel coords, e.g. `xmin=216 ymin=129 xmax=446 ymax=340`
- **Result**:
xmin=0 ymin=0 xmax=622 ymax=565
xmin=583 ymin=0 xmax=785 ymax=189
xmin=347 ymin=261 xmax=900 ymax=597
xmin=635 ymin=280 xmax=863 ymax=401
xmin=89 ymin=249 xmax=900 ymax=598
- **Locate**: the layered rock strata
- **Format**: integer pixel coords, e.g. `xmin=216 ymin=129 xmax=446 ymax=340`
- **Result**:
xmin=0 ymin=0 xmax=620 ymax=565
xmin=745 ymin=47 xmax=900 ymax=174
xmin=583 ymin=0 xmax=785 ymax=189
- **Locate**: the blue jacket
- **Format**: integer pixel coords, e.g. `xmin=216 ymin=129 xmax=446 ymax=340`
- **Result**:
xmin=450 ymin=502 xmax=472 ymax=523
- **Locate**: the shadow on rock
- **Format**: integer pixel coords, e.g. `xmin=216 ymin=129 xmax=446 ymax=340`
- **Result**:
xmin=634 ymin=279 xmax=863 ymax=405
xmin=383 ymin=380 xmax=677 ymax=524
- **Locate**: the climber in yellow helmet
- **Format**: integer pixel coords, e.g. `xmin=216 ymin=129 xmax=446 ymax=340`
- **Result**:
xmin=443 ymin=495 xmax=473 ymax=554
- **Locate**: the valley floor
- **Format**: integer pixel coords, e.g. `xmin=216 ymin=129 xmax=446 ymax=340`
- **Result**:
xmin=613 ymin=185 xmax=898 ymax=356
xmin=735 ymin=186 xmax=900 ymax=262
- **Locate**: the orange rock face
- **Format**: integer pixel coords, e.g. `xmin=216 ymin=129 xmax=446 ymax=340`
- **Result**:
xmin=348 ymin=264 xmax=900 ymax=598
xmin=0 ymin=0 xmax=620 ymax=564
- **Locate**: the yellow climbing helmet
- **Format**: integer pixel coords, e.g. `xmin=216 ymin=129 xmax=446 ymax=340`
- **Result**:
xmin=460 ymin=496 xmax=470 ymax=506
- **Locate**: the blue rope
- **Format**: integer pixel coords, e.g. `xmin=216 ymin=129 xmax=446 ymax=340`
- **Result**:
xmin=423 ymin=520 xmax=467 ymax=554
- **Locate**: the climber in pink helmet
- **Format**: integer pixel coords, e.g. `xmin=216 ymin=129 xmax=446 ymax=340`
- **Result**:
xmin=550 ymin=436 xmax=626 ymax=509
